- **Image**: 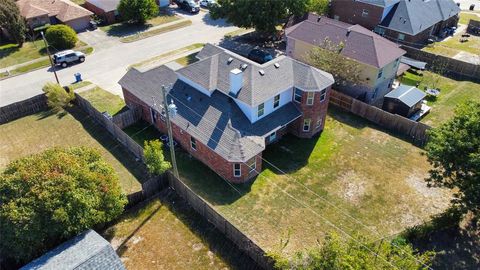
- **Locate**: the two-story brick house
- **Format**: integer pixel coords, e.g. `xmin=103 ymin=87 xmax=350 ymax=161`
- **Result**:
xmin=285 ymin=14 xmax=405 ymax=106
xmin=119 ymin=44 xmax=334 ymax=183
xmin=331 ymin=0 xmax=460 ymax=46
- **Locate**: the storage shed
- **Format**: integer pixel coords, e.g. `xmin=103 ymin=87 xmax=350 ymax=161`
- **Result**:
xmin=382 ymin=85 xmax=426 ymax=118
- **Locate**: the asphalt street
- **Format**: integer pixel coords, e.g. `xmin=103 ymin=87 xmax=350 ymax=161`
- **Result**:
xmin=0 ymin=11 xmax=237 ymax=106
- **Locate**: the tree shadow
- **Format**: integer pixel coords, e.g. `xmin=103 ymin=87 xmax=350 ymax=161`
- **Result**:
xmin=201 ymin=13 xmax=231 ymax=27
xmin=0 ymin=43 xmax=20 ymax=60
xmin=67 ymin=107 xmax=149 ymax=184
xmin=104 ymin=23 xmax=151 ymax=37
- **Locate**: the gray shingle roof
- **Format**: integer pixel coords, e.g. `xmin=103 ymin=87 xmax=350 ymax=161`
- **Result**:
xmin=379 ymin=0 xmax=460 ymax=36
xmin=85 ymin=0 xmax=119 ymax=12
xmin=385 ymin=84 xmax=426 ymax=107
xmin=20 ymin=230 xmax=125 ymax=270
xmin=119 ymin=65 xmax=302 ymax=162
xmin=285 ymin=14 xmax=405 ymax=68
xmin=358 ymin=0 xmax=400 ymax=7
xmin=177 ymin=44 xmax=334 ymax=107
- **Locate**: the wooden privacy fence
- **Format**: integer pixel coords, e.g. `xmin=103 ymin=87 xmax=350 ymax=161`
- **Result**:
xmin=330 ymin=90 xmax=431 ymax=145
xmin=0 ymin=94 xmax=47 ymax=124
xmin=75 ymin=94 xmax=145 ymax=162
xmin=112 ymin=107 xmax=142 ymax=129
xmin=167 ymin=171 xmax=273 ymax=269
xmin=126 ymin=175 xmax=169 ymax=208
xmin=400 ymin=45 xmax=480 ymax=82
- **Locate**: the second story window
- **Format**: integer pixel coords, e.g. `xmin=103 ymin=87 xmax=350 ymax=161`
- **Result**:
xmin=257 ymin=103 xmax=265 ymax=117
xmin=303 ymin=119 xmax=311 ymax=132
xmin=248 ymin=157 xmax=256 ymax=174
xmin=294 ymin=89 xmax=302 ymax=103
xmin=320 ymin=89 xmax=327 ymax=102
xmin=306 ymin=92 xmax=315 ymax=105
xmin=233 ymin=163 xmax=241 ymax=177
xmin=273 ymin=95 xmax=280 ymax=108
xmin=190 ymin=137 xmax=197 ymax=150
xmin=377 ymin=68 xmax=383 ymax=79
xmin=398 ymin=33 xmax=405 ymax=41
xmin=362 ymin=9 xmax=369 ymax=17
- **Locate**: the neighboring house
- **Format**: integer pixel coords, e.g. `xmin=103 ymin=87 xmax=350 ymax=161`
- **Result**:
xmin=382 ymin=84 xmax=426 ymax=118
xmin=20 ymin=230 xmax=125 ymax=270
xmin=84 ymin=0 xmax=121 ymax=24
xmin=331 ymin=0 xmax=460 ymax=46
xmin=285 ymin=14 xmax=405 ymax=106
xmin=119 ymin=44 xmax=334 ymax=183
xmin=16 ymin=0 xmax=93 ymax=32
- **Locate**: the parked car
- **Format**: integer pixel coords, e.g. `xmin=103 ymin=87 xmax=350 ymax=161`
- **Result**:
xmin=199 ymin=0 xmax=216 ymax=8
xmin=247 ymin=49 xmax=273 ymax=64
xmin=53 ymin=50 xmax=86 ymax=68
xmin=175 ymin=0 xmax=200 ymax=13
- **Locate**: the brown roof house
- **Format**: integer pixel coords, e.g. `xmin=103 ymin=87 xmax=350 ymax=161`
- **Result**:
xmin=84 ymin=0 xmax=120 ymax=24
xmin=119 ymin=44 xmax=335 ymax=183
xmin=17 ymin=0 xmax=93 ymax=32
xmin=330 ymin=0 xmax=460 ymax=46
xmin=285 ymin=13 xmax=405 ymax=106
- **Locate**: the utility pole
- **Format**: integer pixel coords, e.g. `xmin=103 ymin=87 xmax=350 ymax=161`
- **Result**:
xmin=161 ymin=84 xmax=180 ymax=179
xmin=40 ymin=31 xmax=60 ymax=84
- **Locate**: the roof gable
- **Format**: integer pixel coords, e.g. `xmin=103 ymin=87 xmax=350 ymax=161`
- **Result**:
xmin=17 ymin=0 xmax=92 ymax=21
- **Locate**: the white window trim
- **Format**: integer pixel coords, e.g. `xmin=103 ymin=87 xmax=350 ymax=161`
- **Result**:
xmin=273 ymin=95 xmax=280 ymax=108
xmin=398 ymin=33 xmax=405 ymax=41
xmin=320 ymin=89 xmax=327 ymax=102
xmin=150 ymin=107 xmax=157 ymax=123
xmin=233 ymin=164 xmax=241 ymax=177
xmin=306 ymin=92 xmax=315 ymax=106
xmin=316 ymin=119 xmax=322 ymax=129
xmin=257 ymin=103 xmax=265 ymax=117
xmin=190 ymin=137 xmax=197 ymax=151
xmin=248 ymin=157 xmax=256 ymax=174
xmin=269 ymin=131 xmax=277 ymax=142
xmin=303 ymin=119 xmax=311 ymax=132
xmin=294 ymin=89 xmax=302 ymax=103
xmin=362 ymin=9 xmax=369 ymax=17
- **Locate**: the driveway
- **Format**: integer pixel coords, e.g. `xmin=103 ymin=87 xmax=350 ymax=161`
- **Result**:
xmin=0 ymin=12 xmax=237 ymax=107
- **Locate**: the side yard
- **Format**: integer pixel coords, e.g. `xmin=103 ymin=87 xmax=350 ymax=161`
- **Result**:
xmin=122 ymin=109 xmax=452 ymax=255
xmin=400 ymin=70 xmax=480 ymax=127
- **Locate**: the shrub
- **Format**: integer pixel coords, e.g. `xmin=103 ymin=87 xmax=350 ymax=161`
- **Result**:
xmin=42 ymin=82 xmax=75 ymax=111
xmin=118 ymin=0 xmax=159 ymax=24
xmin=0 ymin=147 xmax=127 ymax=263
xmin=45 ymin=25 xmax=78 ymax=50
xmin=144 ymin=139 xmax=171 ymax=175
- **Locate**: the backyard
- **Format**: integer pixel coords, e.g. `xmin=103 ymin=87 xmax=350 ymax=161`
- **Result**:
xmin=400 ymin=70 xmax=480 ymax=127
xmin=123 ymin=108 xmax=452 ymax=255
xmin=103 ymin=191 xmax=257 ymax=270
xmin=0 ymin=107 xmax=146 ymax=193
xmin=78 ymin=86 xmax=128 ymax=116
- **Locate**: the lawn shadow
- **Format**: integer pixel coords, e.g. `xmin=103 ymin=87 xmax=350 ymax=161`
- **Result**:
xmin=67 ymin=106 xmax=149 ymax=184
xmin=0 ymin=43 xmax=20 ymax=60
xmin=104 ymin=23 xmax=151 ymax=37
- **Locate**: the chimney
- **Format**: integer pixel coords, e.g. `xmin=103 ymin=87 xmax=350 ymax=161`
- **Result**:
xmin=229 ymin=68 xmax=243 ymax=96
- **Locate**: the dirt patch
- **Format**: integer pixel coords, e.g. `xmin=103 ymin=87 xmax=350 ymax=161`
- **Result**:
xmin=406 ymin=172 xmax=451 ymax=211
xmin=334 ymin=170 xmax=369 ymax=205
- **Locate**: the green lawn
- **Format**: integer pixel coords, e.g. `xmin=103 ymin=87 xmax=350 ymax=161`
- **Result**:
xmin=103 ymin=192 xmax=251 ymax=269
xmin=459 ymin=12 xmax=480 ymax=25
xmin=0 ymin=108 xmax=147 ymax=193
xmin=400 ymin=70 xmax=480 ymax=127
xmin=0 ymin=40 xmax=88 ymax=69
xmin=68 ymin=80 xmax=92 ymax=91
xmin=69 ymin=0 xmax=86 ymax=5
xmin=123 ymin=109 xmax=451 ymax=255
xmin=100 ymin=13 xmax=181 ymax=37
xmin=174 ymin=52 xmax=199 ymax=66
xmin=120 ymin=20 xmax=192 ymax=43
xmin=423 ymin=34 xmax=480 ymax=57
xmin=131 ymin=43 xmax=204 ymax=68
xmin=78 ymin=87 xmax=127 ymax=116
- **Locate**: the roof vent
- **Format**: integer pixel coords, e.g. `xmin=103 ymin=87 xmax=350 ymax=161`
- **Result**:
xmin=274 ymin=63 xmax=280 ymax=69
xmin=227 ymin=57 xmax=234 ymax=64
xmin=259 ymin=70 xmax=265 ymax=76
xmin=241 ymin=63 xmax=248 ymax=70
xmin=187 ymin=96 xmax=192 ymax=102
xmin=346 ymin=29 xmax=351 ymax=36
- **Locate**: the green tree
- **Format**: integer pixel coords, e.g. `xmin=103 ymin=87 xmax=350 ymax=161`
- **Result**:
xmin=45 ymin=24 xmax=78 ymax=50
xmin=144 ymin=139 xmax=171 ymax=175
xmin=269 ymin=233 xmax=433 ymax=270
xmin=425 ymin=101 xmax=480 ymax=217
xmin=307 ymin=39 xmax=363 ymax=87
xmin=0 ymin=147 xmax=127 ymax=263
xmin=0 ymin=0 xmax=27 ymax=46
xmin=210 ymin=0 xmax=309 ymax=36
xmin=117 ymin=0 xmax=159 ymax=24
xmin=307 ymin=0 xmax=330 ymax=15
xmin=42 ymin=82 xmax=75 ymax=111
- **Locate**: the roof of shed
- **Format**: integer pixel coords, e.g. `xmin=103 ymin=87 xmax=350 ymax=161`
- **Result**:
xmin=385 ymin=84 xmax=426 ymax=107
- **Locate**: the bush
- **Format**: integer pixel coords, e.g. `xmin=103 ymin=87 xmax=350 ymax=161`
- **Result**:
xmin=42 ymin=82 xmax=75 ymax=111
xmin=0 ymin=147 xmax=127 ymax=263
xmin=144 ymin=139 xmax=171 ymax=175
xmin=118 ymin=0 xmax=159 ymax=24
xmin=45 ymin=25 xmax=78 ymax=50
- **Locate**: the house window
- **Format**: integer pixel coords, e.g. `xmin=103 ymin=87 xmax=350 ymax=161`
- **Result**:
xmin=372 ymin=88 xmax=378 ymax=99
xmin=150 ymin=107 xmax=157 ymax=123
xmin=316 ymin=119 xmax=322 ymax=129
xmin=294 ymin=88 xmax=302 ymax=103
xmin=303 ymin=119 xmax=311 ymax=132
xmin=257 ymin=103 xmax=265 ymax=117
xmin=233 ymin=163 xmax=241 ymax=177
xmin=306 ymin=92 xmax=315 ymax=105
xmin=377 ymin=68 xmax=383 ymax=79
xmin=190 ymin=137 xmax=197 ymax=150
xmin=320 ymin=89 xmax=327 ymax=102
xmin=273 ymin=95 xmax=280 ymax=108
xmin=374 ymin=27 xmax=386 ymax=36
xmin=398 ymin=33 xmax=405 ymax=41
xmin=362 ymin=9 xmax=369 ymax=17
xmin=269 ymin=131 xmax=277 ymax=142
xmin=248 ymin=157 xmax=256 ymax=174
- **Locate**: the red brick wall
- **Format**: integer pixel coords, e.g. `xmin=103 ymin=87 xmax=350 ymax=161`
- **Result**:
xmin=123 ymin=88 xmax=262 ymax=183
xmin=331 ymin=0 xmax=384 ymax=30
xmin=289 ymin=86 xmax=331 ymax=138
xmin=84 ymin=2 xmax=117 ymax=24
